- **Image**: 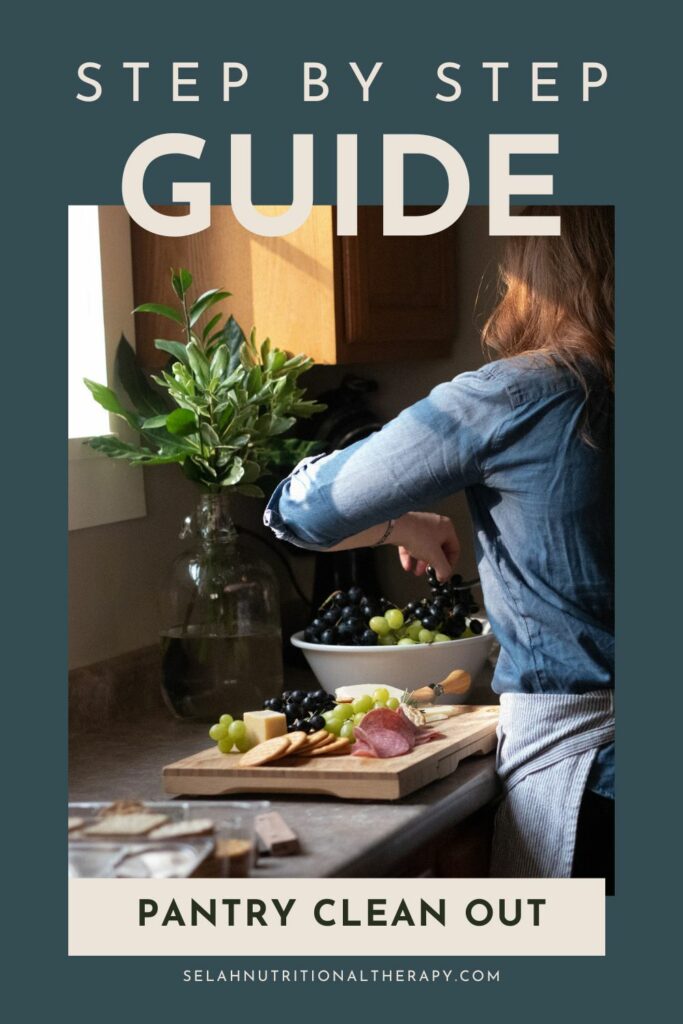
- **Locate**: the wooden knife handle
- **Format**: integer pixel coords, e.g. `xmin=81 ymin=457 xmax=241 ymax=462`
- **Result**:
xmin=410 ymin=669 xmax=472 ymax=704
xmin=440 ymin=669 xmax=472 ymax=695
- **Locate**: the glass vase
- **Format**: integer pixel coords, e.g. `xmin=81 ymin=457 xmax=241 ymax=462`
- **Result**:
xmin=160 ymin=493 xmax=283 ymax=721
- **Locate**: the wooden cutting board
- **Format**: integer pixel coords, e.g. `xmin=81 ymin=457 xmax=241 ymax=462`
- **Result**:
xmin=163 ymin=706 xmax=499 ymax=801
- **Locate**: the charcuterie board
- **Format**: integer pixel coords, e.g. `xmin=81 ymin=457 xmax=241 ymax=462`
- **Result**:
xmin=163 ymin=705 xmax=499 ymax=801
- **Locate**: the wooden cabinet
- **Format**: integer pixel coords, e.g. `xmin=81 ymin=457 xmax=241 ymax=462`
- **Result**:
xmin=130 ymin=207 xmax=457 ymax=367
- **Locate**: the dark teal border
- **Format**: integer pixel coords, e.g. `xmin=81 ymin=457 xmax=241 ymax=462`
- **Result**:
xmin=7 ymin=0 xmax=679 ymax=1018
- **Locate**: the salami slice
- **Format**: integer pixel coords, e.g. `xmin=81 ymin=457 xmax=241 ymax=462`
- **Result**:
xmin=352 ymin=707 xmax=420 ymax=758
xmin=368 ymin=706 xmax=418 ymax=739
xmin=414 ymin=730 xmax=446 ymax=744
xmin=351 ymin=744 xmax=377 ymax=758
xmin=358 ymin=726 xmax=412 ymax=757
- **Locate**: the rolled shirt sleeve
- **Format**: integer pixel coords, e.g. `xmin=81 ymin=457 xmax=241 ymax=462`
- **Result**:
xmin=263 ymin=367 xmax=507 ymax=550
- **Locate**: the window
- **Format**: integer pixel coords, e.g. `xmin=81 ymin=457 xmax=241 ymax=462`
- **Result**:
xmin=68 ymin=206 xmax=147 ymax=530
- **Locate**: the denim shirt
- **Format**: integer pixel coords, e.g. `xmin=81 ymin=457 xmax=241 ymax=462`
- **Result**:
xmin=264 ymin=355 xmax=614 ymax=798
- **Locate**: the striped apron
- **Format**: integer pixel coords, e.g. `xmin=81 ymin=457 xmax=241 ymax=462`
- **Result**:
xmin=490 ymin=691 xmax=615 ymax=878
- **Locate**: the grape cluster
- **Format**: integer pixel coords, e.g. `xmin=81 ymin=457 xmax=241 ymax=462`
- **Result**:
xmin=404 ymin=566 xmax=483 ymax=639
xmin=263 ymin=689 xmax=337 ymax=734
xmin=303 ymin=585 xmax=393 ymax=647
xmin=208 ymin=714 xmax=251 ymax=754
xmin=303 ymin=571 xmax=483 ymax=647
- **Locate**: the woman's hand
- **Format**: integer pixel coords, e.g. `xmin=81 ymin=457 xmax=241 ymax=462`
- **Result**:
xmin=391 ymin=512 xmax=461 ymax=582
xmin=323 ymin=511 xmax=460 ymax=582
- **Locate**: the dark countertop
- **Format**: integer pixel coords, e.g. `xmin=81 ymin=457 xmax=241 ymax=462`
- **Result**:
xmin=69 ymin=711 xmax=499 ymax=877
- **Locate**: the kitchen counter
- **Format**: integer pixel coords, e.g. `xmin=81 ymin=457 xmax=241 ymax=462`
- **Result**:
xmin=69 ymin=711 xmax=499 ymax=877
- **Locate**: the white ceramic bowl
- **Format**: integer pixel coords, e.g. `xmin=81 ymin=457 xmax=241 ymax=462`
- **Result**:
xmin=290 ymin=622 xmax=495 ymax=704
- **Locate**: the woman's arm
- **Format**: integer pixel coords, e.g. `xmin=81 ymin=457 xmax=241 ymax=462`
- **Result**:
xmin=326 ymin=511 xmax=461 ymax=582
xmin=264 ymin=367 xmax=505 ymax=573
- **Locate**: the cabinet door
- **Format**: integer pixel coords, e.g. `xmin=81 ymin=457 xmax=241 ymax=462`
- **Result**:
xmin=335 ymin=207 xmax=457 ymax=362
xmin=130 ymin=207 xmax=337 ymax=368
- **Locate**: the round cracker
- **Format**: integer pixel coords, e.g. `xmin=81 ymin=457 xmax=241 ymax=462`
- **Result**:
xmin=308 ymin=737 xmax=352 ymax=757
xmin=301 ymin=727 xmax=326 ymax=742
xmin=284 ymin=730 xmax=309 ymax=753
xmin=297 ymin=729 xmax=330 ymax=752
xmin=298 ymin=732 xmax=338 ymax=755
xmin=312 ymin=733 xmax=338 ymax=748
xmin=276 ymin=730 xmax=318 ymax=761
xmin=239 ymin=735 xmax=292 ymax=767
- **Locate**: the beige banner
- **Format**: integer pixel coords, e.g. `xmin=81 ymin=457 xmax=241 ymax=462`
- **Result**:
xmin=69 ymin=878 xmax=605 ymax=956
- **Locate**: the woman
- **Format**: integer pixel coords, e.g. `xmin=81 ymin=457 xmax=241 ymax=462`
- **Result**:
xmin=264 ymin=207 xmax=614 ymax=887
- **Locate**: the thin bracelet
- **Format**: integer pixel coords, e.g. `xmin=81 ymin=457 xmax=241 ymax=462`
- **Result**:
xmin=372 ymin=519 xmax=396 ymax=547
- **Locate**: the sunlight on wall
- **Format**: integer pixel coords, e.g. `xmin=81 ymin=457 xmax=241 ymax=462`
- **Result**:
xmin=68 ymin=206 xmax=109 ymax=439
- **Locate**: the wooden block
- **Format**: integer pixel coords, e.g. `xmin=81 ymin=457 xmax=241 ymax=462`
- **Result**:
xmin=254 ymin=812 xmax=301 ymax=856
xmin=192 ymin=838 xmax=254 ymax=878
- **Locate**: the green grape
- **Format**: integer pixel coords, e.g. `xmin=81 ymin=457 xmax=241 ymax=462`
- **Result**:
xmin=234 ymin=734 xmax=251 ymax=753
xmin=353 ymin=712 xmax=366 ymax=725
xmin=334 ymin=703 xmax=354 ymax=720
xmin=352 ymin=694 xmax=373 ymax=714
xmin=217 ymin=737 xmax=234 ymax=754
xmin=325 ymin=718 xmax=342 ymax=735
xmin=407 ymin=621 xmax=422 ymax=640
xmin=373 ymin=700 xmax=387 ymax=709
xmin=379 ymin=634 xmax=398 ymax=646
xmin=369 ymin=616 xmax=390 ymax=636
xmin=385 ymin=608 xmax=404 ymax=630
xmin=219 ymin=713 xmax=234 ymax=727
xmin=418 ymin=628 xmax=435 ymax=644
xmin=433 ymin=633 xmax=451 ymax=643
xmin=460 ymin=627 xmax=475 ymax=638
xmin=228 ymin=720 xmax=246 ymax=742
xmin=209 ymin=723 xmax=228 ymax=741
xmin=397 ymin=637 xmax=417 ymax=645
xmin=373 ymin=687 xmax=389 ymax=703
xmin=340 ymin=721 xmax=355 ymax=742
xmin=386 ymin=697 xmax=400 ymax=710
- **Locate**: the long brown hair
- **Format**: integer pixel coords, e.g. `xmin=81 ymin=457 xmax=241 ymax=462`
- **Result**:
xmin=482 ymin=207 xmax=614 ymax=388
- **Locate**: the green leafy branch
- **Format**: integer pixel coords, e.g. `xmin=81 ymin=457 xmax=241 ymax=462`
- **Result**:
xmin=84 ymin=268 xmax=325 ymax=495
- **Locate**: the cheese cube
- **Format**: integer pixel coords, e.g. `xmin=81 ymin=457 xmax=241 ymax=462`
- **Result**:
xmin=243 ymin=710 xmax=287 ymax=747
